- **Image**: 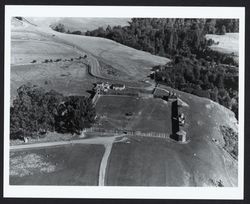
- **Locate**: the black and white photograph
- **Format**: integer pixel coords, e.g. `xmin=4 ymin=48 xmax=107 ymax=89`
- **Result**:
xmin=4 ymin=5 xmax=245 ymax=199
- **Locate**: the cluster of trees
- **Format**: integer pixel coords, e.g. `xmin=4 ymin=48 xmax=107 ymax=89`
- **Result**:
xmin=152 ymin=57 xmax=238 ymax=119
xmin=10 ymin=83 xmax=96 ymax=140
xmin=51 ymin=23 xmax=82 ymax=35
xmin=85 ymin=18 xmax=238 ymax=65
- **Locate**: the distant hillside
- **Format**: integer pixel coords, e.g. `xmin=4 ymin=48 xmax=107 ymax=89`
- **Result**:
xmin=206 ymin=33 xmax=239 ymax=56
xmin=25 ymin=17 xmax=130 ymax=33
xmin=11 ymin=17 xmax=169 ymax=99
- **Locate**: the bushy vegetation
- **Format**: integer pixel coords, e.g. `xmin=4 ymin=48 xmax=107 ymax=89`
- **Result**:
xmin=51 ymin=23 xmax=83 ymax=35
xmin=52 ymin=23 xmax=66 ymax=33
xmin=10 ymin=83 xmax=96 ymax=140
xmin=54 ymin=95 xmax=96 ymax=134
xmin=220 ymin=125 xmax=238 ymax=160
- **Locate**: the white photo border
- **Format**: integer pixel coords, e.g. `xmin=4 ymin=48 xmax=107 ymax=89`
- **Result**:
xmin=4 ymin=5 xmax=245 ymax=199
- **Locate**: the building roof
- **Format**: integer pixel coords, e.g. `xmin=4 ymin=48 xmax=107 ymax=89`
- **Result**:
xmin=112 ymin=84 xmax=125 ymax=87
xmin=176 ymin=130 xmax=186 ymax=136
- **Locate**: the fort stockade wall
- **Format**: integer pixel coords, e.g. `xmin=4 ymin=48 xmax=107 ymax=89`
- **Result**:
xmin=84 ymin=127 xmax=170 ymax=139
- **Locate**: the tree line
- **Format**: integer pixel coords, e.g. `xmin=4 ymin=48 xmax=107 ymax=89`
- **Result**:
xmin=152 ymin=57 xmax=238 ymax=119
xmin=10 ymin=83 xmax=96 ymax=140
xmin=85 ymin=18 xmax=238 ymax=65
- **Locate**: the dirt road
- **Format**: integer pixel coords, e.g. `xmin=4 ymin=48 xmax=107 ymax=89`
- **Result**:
xmin=10 ymin=134 xmax=125 ymax=186
xmin=98 ymin=144 xmax=112 ymax=186
xmin=10 ymin=136 xmax=116 ymax=151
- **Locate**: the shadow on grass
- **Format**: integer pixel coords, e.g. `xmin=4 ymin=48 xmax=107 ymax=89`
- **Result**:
xmin=170 ymin=100 xmax=179 ymax=141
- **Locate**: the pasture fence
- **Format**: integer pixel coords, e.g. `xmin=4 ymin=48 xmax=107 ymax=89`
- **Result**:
xmin=84 ymin=127 xmax=169 ymax=139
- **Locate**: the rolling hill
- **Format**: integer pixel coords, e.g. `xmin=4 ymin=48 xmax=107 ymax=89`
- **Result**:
xmin=26 ymin=17 xmax=130 ymax=33
xmin=10 ymin=17 xmax=238 ymax=187
xmin=11 ymin=17 xmax=169 ymax=99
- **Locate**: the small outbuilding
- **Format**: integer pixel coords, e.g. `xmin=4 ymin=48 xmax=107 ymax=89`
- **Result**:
xmin=23 ymin=137 xmax=29 ymax=143
xmin=111 ymin=84 xmax=125 ymax=91
xmin=175 ymin=130 xmax=187 ymax=143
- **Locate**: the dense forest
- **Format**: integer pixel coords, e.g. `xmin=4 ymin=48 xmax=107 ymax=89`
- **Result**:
xmin=10 ymin=83 xmax=96 ymax=140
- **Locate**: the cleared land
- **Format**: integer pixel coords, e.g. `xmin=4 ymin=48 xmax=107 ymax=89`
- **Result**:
xmin=10 ymin=144 xmax=104 ymax=185
xmin=95 ymin=95 xmax=172 ymax=133
xmin=11 ymin=60 xmax=95 ymax=101
xmin=11 ymin=17 xmax=169 ymax=100
xmin=206 ymin=33 xmax=239 ymax=56
xmin=107 ymin=137 xmax=198 ymax=186
xmin=52 ymin=32 xmax=170 ymax=81
xmin=107 ymin=136 xmax=235 ymax=186
xmin=11 ymin=40 xmax=81 ymax=65
xmin=105 ymin=85 xmax=238 ymax=187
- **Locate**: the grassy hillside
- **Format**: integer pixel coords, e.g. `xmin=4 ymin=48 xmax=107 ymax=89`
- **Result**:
xmin=95 ymin=95 xmax=172 ymax=133
xmin=206 ymin=33 xmax=239 ymax=56
xmin=26 ymin=17 xmax=130 ymax=33
xmin=10 ymin=17 xmax=238 ymax=187
xmin=107 ymin=85 xmax=238 ymax=186
xmin=11 ymin=17 xmax=169 ymax=100
xmin=10 ymin=144 xmax=104 ymax=185
xmin=11 ymin=40 xmax=80 ymax=65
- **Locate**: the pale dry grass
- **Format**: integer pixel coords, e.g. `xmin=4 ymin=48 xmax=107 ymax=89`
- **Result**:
xmin=25 ymin=17 xmax=130 ymax=32
xmin=11 ymin=18 xmax=170 ymax=81
xmin=11 ymin=39 xmax=81 ymax=65
xmin=10 ymin=153 xmax=56 ymax=177
xmin=206 ymin=33 xmax=239 ymax=56
xmin=53 ymin=32 xmax=170 ymax=80
xmin=11 ymin=60 xmax=94 ymax=101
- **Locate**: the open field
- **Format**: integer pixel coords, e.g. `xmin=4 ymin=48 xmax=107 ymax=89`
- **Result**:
xmin=107 ymin=137 xmax=203 ymax=186
xmin=11 ymin=40 xmax=82 ymax=65
xmin=206 ymin=33 xmax=239 ymax=56
xmin=11 ymin=60 xmax=95 ymax=101
xmin=11 ymin=17 xmax=169 ymax=100
xmin=52 ymin=32 xmax=170 ymax=81
xmin=105 ymin=85 xmax=238 ymax=187
xmin=10 ymin=144 xmax=104 ymax=185
xmin=11 ymin=17 xmax=170 ymax=83
xmin=95 ymin=95 xmax=172 ymax=133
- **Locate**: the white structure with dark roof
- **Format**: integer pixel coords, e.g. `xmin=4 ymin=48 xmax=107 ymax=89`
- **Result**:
xmin=111 ymin=84 xmax=125 ymax=91
xmin=176 ymin=130 xmax=187 ymax=143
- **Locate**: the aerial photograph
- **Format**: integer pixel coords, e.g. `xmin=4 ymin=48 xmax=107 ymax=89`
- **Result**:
xmin=9 ymin=16 xmax=239 ymax=187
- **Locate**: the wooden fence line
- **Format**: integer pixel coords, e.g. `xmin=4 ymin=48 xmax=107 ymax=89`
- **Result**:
xmin=84 ymin=127 xmax=169 ymax=139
